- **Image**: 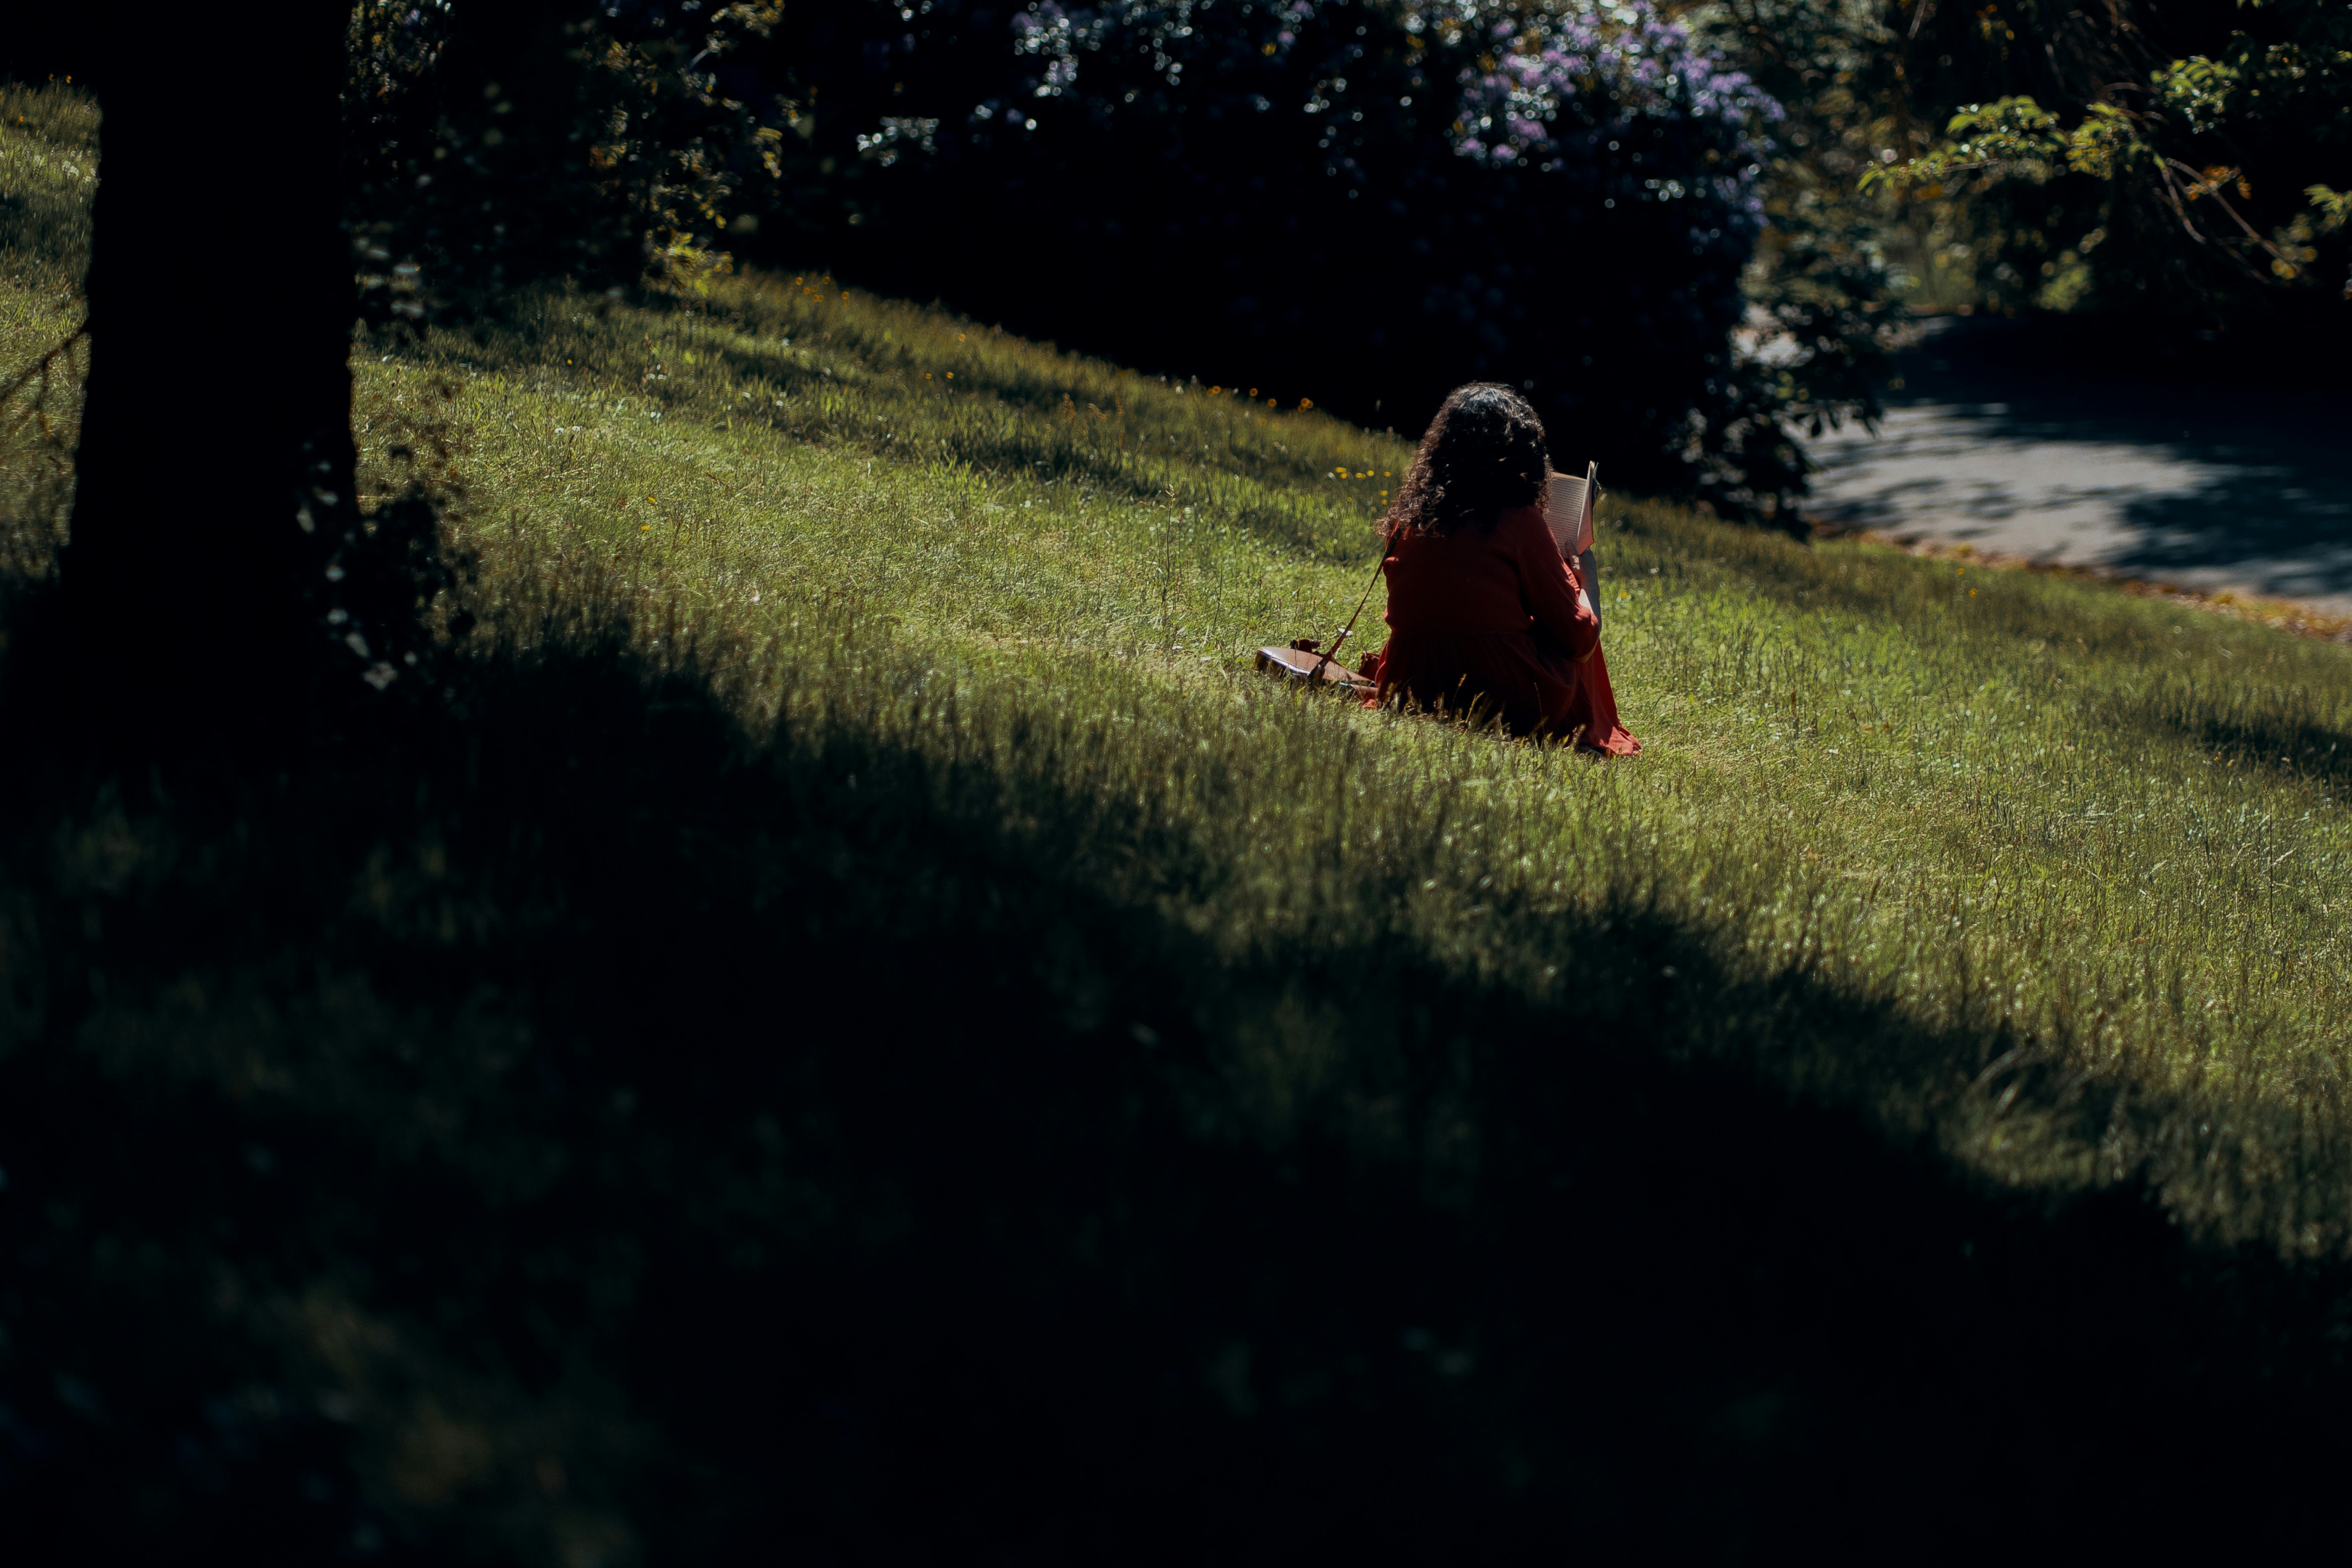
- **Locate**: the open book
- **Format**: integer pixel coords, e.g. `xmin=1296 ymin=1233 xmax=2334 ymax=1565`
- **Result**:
xmin=1544 ymin=461 xmax=1603 ymax=629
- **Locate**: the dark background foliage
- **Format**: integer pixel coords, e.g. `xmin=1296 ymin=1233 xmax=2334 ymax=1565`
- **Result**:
xmin=338 ymin=0 xmax=1827 ymax=518
xmin=732 ymin=0 xmax=1770 ymax=507
xmin=1691 ymin=0 xmax=2352 ymax=348
xmin=1888 ymin=0 xmax=2351 ymax=327
xmin=734 ymin=0 xmax=1808 ymax=510
xmin=345 ymin=0 xmax=788 ymax=317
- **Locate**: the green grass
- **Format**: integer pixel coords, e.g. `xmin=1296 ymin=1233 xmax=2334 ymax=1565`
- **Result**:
xmin=0 ymin=80 xmax=94 ymax=300
xmin=314 ymin=268 xmax=2352 ymax=1259
xmin=15 ymin=216 xmax=2352 ymax=1246
xmin=9 ymin=91 xmax=2352 ymax=1553
xmin=0 ymin=82 xmax=86 ymax=584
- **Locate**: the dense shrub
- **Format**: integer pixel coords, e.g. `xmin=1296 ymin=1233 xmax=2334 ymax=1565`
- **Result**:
xmin=1850 ymin=0 xmax=2350 ymax=329
xmin=748 ymin=0 xmax=1805 ymax=511
xmin=343 ymin=1 xmax=788 ymax=315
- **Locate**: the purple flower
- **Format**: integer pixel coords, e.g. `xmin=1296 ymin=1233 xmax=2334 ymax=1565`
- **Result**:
xmin=1443 ymin=0 xmax=1776 ymax=226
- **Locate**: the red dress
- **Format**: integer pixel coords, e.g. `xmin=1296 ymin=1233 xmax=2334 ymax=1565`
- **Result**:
xmin=1360 ymin=502 xmax=1640 ymax=755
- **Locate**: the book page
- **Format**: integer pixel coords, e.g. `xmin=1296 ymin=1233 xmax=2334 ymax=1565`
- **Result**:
xmin=1544 ymin=472 xmax=1586 ymax=553
xmin=1544 ymin=462 xmax=1597 ymax=556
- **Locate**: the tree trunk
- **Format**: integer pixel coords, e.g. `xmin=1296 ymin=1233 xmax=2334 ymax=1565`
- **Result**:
xmin=61 ymin=6 xmax=358 ymax=749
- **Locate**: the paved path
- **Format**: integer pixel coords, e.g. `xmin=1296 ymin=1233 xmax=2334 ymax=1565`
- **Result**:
xmin=1801 ymin=319 xmax=2352 ymax=618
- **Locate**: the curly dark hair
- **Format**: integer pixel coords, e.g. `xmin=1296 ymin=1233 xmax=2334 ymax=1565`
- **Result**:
xmin=1382 ymin=383 xmax=1551 ymax=539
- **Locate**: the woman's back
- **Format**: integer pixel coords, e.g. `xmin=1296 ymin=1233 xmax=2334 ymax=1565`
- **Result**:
xmin=1381 ymin=503 xmax=1586 ymax=639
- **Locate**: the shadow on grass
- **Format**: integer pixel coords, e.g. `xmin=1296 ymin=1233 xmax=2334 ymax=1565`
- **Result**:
xmin=2163 ymin=709 xmax=2352 ymax=791
xmin=432 ymin=288 xmax=1379 ymax=563
xmin=701 ymin=332 xmax=1373 ymax=559
xmin=2 ymin=603 xmax=2349 ymax=1561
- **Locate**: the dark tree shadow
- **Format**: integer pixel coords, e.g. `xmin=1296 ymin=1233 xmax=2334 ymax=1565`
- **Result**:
xmin=2160 ymin=709 xmax=2352 ymax=791
xmin=2 ymin=595 xmax=2350 ymax=1561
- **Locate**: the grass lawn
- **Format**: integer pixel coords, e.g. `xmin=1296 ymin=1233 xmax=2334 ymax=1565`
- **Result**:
xmin=6 ymin=82 xmax=2352 ymax=1557
xmin=364 ymin=267 xmax=2352 ymax=1257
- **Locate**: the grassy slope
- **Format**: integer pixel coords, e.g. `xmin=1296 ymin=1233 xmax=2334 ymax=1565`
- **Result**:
xmin=7 ymin=83 xmax=2352 ymax=1553
xmin=361 ymin=270 xmax=2352 ymax=1256
xmin=0 ymin=82 xmax=87 ymax=580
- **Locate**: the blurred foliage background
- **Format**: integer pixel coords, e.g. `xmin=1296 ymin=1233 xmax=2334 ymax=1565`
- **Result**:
xmin=330 ymin=0 xmax=2349 ymax=528
xmin=346 ymin=0 xmax=1814 ymax=518
xmin=1850 ymin=0 xmax=2351 ymax=324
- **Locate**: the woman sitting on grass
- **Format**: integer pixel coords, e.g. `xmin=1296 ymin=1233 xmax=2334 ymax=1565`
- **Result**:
xmin=1360 ymin=383 xmax=1640 ymax=756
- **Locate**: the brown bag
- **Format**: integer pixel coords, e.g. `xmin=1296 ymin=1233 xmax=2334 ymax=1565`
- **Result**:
xmin=1254 ymin=638 xmax=1376 ymax=693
